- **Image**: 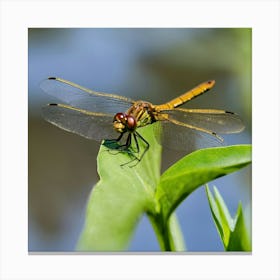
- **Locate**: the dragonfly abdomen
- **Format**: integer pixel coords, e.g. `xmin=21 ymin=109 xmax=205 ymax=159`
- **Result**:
xmin=156 ymin=80 xmax=216 ymax=110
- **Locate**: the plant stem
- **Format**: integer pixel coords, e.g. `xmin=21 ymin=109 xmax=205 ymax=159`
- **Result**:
xmin=148 ymin=212 xmax=186 ymax=251
xmin=148 ymin=214 xmax=173 ymax=251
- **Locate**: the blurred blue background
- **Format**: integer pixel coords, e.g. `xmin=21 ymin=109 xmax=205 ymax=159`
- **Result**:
xmin=28 ymin=28 xmax=251 ymax=252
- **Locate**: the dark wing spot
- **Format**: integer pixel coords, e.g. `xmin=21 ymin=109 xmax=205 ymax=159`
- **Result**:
xmin=225 ymin=111 xmax=235 ymax=114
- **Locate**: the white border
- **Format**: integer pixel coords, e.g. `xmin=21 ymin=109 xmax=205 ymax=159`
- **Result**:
xmin=1 ymin=0 xmax=279 ymax=279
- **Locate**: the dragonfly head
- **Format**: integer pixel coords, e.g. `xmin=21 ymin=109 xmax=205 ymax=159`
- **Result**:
xmin=113 ymin=113 xmax=137 ymax=133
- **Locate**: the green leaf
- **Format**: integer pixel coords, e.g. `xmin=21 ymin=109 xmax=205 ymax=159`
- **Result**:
xmin=227 ymin=202 xmax=251 ymax=251
xmin=155 ymin=145 xmax=252 ymax=222
xmin=205 ymin=185 xmax=234 ymax=246
xmin=205 ymin=185 xmax=251 ymax=251
xmin=77 ymin=121 xmax=251 ymax=251
xmin=205 ymin=185 xmax=232 ymax=248
xmin=77 ymin=124 xmax=161 ymax=251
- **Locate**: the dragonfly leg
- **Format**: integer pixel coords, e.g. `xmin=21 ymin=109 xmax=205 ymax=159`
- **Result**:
xmin=121 ymin=131 xmax=150 ymax=168
xmin=119 ymin=134 xmax=141 ymax=167
xmin=103 ymin=133 xmax=128 ymax=153
xmin=104 ymin=133 xmax=124 ymax=145
xmin=104 ymin=133 xmax=138 ymax=160
xmin=110 ymin=133 xmax=137 ymax=155
xmin=115 ymin=133 xmax=133 ymax=151
xmin=104 ymin=132 xmax=147 ymax=167
xmin=134 ymin=131 xmax=149 ymax=162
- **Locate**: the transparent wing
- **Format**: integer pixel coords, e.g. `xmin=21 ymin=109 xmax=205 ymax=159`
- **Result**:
xmin=152 ymin=108 xmax=245 ymax=153
xmin=42 ymin=104 xmax=120 ymax=141
xmin=40 ymin=77 xmax=134 ymax=115
xmin=158 ymin=108 xmax=245 ymax=134
xmin=153 ymin=120 xmax=224 ymax=154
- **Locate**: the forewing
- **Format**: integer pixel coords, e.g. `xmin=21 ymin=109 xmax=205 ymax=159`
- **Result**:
xmin=161 ymin=108 xmax=245 ymax=134
xmin=40 ymin=77 xmax=134 ymax=115
xmin=42 ymin=104 xmax=119 ymax=141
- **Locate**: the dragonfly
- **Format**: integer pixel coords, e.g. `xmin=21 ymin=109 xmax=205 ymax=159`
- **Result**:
xmin=41 ymin=77 xmax=245 ymax=164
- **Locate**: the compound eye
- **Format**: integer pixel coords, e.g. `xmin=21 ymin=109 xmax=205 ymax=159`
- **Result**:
xmin=126 ymin=116 xmax=136 ymax=130
xmin=114 ymin=112 xmax=126 ymax=122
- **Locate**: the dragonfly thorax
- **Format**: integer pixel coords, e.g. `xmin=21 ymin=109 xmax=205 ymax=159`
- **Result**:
xmin=126 ymin=101 xmax=156 ymax=127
